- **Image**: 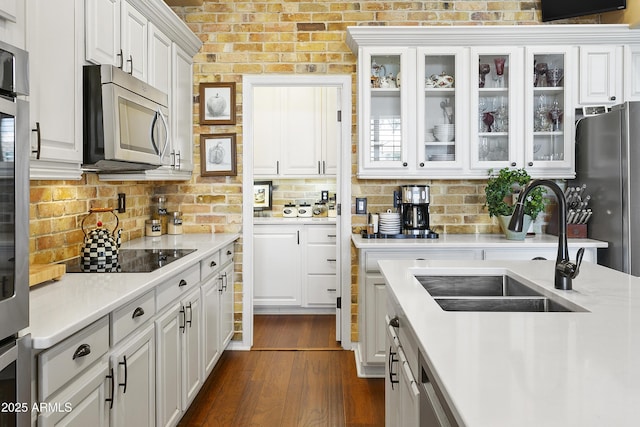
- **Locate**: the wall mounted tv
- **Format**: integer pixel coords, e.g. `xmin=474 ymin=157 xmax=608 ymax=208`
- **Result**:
xmin=541 ymin=0 xmax=626 ymax=22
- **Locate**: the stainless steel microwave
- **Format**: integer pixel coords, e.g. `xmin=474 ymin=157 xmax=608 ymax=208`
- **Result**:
xmin=83 ymin=64 xmax=170 ymax=172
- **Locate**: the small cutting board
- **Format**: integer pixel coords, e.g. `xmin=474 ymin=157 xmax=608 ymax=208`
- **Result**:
xmin=29 ymin=264 xmax=66 ymax=287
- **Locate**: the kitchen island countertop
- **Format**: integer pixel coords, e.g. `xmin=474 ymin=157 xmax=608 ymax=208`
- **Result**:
xmin=27 ymin=233 xmax=239 ymax=350
xmin=380 ymin=258 xmax=640 ymax=426
xmin=352 ymin=232 xmax=608 ymax=249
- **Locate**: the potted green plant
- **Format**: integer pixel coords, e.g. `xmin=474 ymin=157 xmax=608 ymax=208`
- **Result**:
xmin=484 ymin=168 xmax=546 ymax=240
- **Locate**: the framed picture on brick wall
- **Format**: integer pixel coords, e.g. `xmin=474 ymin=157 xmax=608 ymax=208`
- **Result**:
xmin=199 ymin=82 xmax=236 ymax=125
xmin=200 ymin=133 xmax=237 ymax=176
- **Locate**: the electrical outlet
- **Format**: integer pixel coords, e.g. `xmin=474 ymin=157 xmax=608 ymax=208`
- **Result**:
xmin=117 ymin=193 xmax=126 ymax=213
xmin=355 ymin=197 xmax=367 ymax=214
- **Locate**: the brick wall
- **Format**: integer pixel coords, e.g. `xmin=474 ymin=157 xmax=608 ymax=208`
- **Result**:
xmin=30 ymin=1 xmax=599 ymax=342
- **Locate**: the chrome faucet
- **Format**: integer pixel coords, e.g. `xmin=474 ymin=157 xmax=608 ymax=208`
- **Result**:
xmin=508 ymin=179 xmax=585 ymax=290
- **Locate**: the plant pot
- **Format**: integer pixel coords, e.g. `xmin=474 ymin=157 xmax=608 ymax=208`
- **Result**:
xmin=497 ymin=214 xmax=532 ymax=241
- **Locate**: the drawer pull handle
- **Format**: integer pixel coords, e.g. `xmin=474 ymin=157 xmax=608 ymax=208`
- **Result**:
xmin=227 ymin=250 xmax=232 ymax=256
xmin=327 ymin=288 xmax=336 ymax=292
xmin=327 ymin=234 xmax=336 ymax=238
xmin=132 ymin=307 xmax=145 ymax=319
xmin=72 ymin=343 xmax=91 ymax=360
xmin=388 ymin=348 xmax=399 ymax=389
xmin=31 ymin=122 xmax=42 ymax=159
xmin=327 ymin=259 xmax=336 ymax=262
xmin=119 ymin=356 xmax=128 ymax=393
xmin=180 ymin=307 xmax=186 ymax=333
xmin=105 ymin=368 xmax=115 ymax=409
xmin=210 ymin=260 xmax=217 ymax=268
xmin=186 ymin=303 xmax=193 ymax=327
xmin=179 ymin=279 xmax=187 ymax=287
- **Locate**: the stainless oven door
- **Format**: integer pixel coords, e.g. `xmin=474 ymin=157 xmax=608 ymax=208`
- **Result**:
xmin=0 ymin=335 xmax=31 ymax=427
xmin=0 ymin=96 xmax=29 ymax=340
xmin=102 ymin=83 xmax=169 ymax=166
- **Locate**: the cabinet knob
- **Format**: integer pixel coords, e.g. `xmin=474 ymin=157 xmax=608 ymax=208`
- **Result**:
xmin=528 ymin=162 xmax=534 ymax=167
xmin=402 ymin=162 xmax=408 ymax=167
xmin=611 ymin=96 xmax=617 ymax=101
xmin=388 ymin=316 xmax=399 ymax=328
xmin=511 ymin=162 xmax=517 ymax=167
xmin=210 ymin=260 xmax=217 ymax=268
xmin=419 ymin=162 xmax=425 ymax=167
xmin=179 ymin=279 xmax=187 ymax=287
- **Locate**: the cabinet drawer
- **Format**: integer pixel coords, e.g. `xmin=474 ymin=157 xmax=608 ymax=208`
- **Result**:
xmin=483 ymin=248 xmax=595 ymax=263
xmin=307 ymin=276 xmax=337 ymax=305
xmin=220 ymin=242 xmax=235 ymax=266
xmin=200 ymin=251 xmax=221 ymax=281
xmin=111 ymin=290 xmax=155 ymax=345
xmin=156 ymin=264 xmax=200 ymax=309
xmin=38 ymin=316 xmax=109 ymax=401
xmin=307 ymin=245 xmax=337 ymax=274
xmin=364 ymin=249 xmax=482 ymax=273
xmin=307 ymin=226 xmax=337 ymax=244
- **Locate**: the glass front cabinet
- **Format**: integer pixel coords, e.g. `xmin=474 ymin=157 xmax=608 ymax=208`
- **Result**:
xmin=360 ymin=48 xmax=412 ymax=174
xmin=524 ymin=46 xmax=574 ymax=178
xmin=356 ymin=44 xmax=575 ymax=179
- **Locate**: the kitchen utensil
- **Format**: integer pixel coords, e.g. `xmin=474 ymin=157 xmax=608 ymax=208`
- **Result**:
xmin=81 ymin=208 xmax=122 ymax=272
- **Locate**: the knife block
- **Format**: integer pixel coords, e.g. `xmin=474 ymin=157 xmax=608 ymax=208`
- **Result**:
xmin=546 ymin=205 xmax=588 ymax=238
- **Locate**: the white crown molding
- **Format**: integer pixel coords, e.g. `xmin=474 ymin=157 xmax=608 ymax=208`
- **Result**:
xmin=346 ymin=24 xmax=640 ymax=54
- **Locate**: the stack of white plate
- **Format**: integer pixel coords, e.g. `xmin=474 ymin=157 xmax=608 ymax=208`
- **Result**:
xmin=379 ymin=211 xmax=401 ymax=235
xmin=434 ymin=124 xmax=455 ymax=142
xmin=428 ymin=154 xmax=455 ymax=161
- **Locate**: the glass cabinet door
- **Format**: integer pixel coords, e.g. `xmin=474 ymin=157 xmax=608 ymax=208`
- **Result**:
xmin=525 ymin=47 xmax=574 ymax=175
xmin=360 ymin=48 xmax=411 ymax=172
xmin=470 ymin=47 xmax=522 ymax=172
xmin=417 ymin=47 xmax=465 ymax=171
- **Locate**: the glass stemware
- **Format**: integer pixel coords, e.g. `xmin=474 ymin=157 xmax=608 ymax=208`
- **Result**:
xmin=479 ymin=63 xmax=490 ymax=88
xmin=534 ymin=62 xmax=548 ymax=87
xmin=548 ymin=98 xmax=563 ymax=131
xmin=494 ymin=57 xmax=506 ymax=88
xmin=482 ymin=112 xmax=494 ymax=132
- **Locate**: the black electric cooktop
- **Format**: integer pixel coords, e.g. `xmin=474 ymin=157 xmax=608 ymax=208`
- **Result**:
xmin=64 ymin=248 xmax=197 ymax=273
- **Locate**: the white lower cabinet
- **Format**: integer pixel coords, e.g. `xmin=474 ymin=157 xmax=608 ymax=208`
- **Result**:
xmin=37 ymin=360 xmax=111 ymax=427
xmin=155 ymin=302 xmax=182 ymax=427
xmin=359 ymin=249 xmax=482 ymax=373
xmin=109 ymin=323 xmax=155 ymax=427
xmin=254 ymin=223 xmax=337 ymax=310
xmin=385 ymin=320 xmax=420 ymax=427
xmin=35 ymin=239 xmax=238 ymax=427
xmin=254 ymin=225 xmax=302 ymax=307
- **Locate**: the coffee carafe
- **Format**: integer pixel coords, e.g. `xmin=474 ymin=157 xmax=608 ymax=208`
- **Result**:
xmin=399 ymin=185 xmax=437 ymax=237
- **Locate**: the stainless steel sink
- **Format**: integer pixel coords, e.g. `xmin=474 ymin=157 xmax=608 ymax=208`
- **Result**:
xmin=415 ymin=275 xmax=585 ymax=313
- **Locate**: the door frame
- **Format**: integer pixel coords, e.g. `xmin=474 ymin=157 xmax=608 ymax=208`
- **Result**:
xmin=235 ymin=74 xmax=352 ymax=350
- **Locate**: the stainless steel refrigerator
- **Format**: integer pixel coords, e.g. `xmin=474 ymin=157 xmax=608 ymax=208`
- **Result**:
xmin=573 ymin=101 xmax=640 ymax=275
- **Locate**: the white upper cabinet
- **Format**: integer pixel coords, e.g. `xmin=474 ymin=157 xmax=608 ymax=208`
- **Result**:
xmin=148 ymin=23 xmax=172 ymax=94
xmin=121 ymin=1 xmax=147 ymax=80
xmin=253 ymin=86 xmax=337 ymax=178
xmin=468 ymin=46 xmax=523 ymax=174
xmin=347 ymin=25 xmax=640 ymax=180
xmin=84 ymin=0 xmax=202 ymax=181
xmin=417 ymin=47 xmax=467 ymax=174
xmin=524 ymin=46 xmax=575 ymax=177
xmin=85 ymin=0 xmax=121 ymax=67
xmin=358 ymin=47 xmax=412 ymax=175
xmin=27 ymin=0 xmax=83 ymax=180
xmin=579 ymin=45 xmax=623 ymax=106
xmin=624 ymin=45 xmax=640 ymax=102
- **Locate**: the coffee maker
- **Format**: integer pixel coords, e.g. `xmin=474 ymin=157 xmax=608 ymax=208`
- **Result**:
xmin=399 ymin=185 xmax=438 ymax=238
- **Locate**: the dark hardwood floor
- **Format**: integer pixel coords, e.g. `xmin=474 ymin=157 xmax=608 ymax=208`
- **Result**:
xmin=178 ymin=315 xmax=385 ymax=427
xmin=252 ymin=314 xmax=342 ymax=350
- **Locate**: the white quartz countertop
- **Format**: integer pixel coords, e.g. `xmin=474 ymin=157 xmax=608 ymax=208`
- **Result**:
xmin=27 ymin=233 xmax=239 ymax=350
xmin=352 ymin=233 xmax=608 ymax=249
xmin=379 ymin=259 xmax=640 ymax=426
